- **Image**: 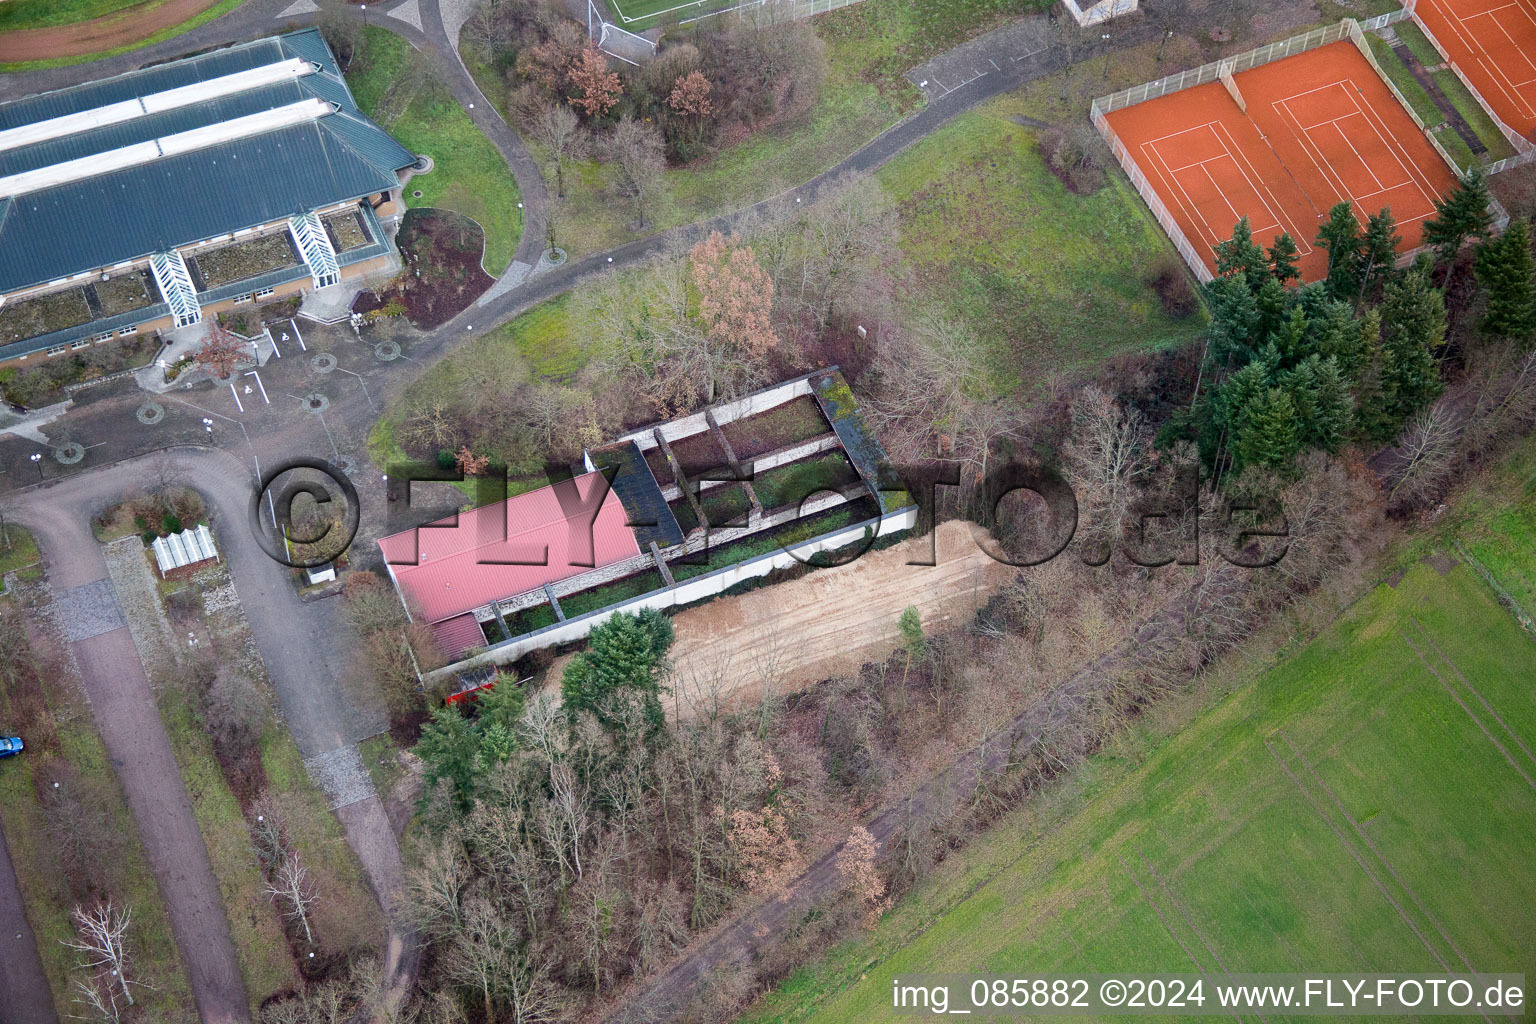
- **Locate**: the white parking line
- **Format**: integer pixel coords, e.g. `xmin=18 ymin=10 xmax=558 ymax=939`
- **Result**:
xmin=271 ymin=329 xmax=284 ymax=358
xmin=289 ymin=319 xmax=306 ymax=352
xmin=228 ymin=381 xmax=245 ymax=413
xmin=244 ymin=369 xmax=270 ymax=405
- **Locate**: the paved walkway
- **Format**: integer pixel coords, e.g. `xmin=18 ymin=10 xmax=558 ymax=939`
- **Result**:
xmin=0 ymin=825 xmax=57 ymax=1024
xmin=22 ymin=510 xmax=251 ymax=1024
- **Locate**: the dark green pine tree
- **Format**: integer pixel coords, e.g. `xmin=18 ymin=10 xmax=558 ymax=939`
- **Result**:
xmin=1268 ymin=232 xmax=1301 ymax=284
xmin=1474 ymin=218 xmax=1536 ymax=344
xmin=1358 ymin=207 xmax=1401 ymax=295
xmin=1205 ymin=274 xmax=1262 ymax=366
xmin=1378 ymin=266 xmax=1447 ymax=425
xmin=1421 ymin=169 xmax=1494 ymax=269
xmin=1215 ymin=217 xmax=1272 ymax=292
xmin=1270 ymin=306 xmax=1310 ymax=366
xmin=1316 ymin=202 xmax=1362 ymax=301
xmin=1350 ymin=309 xmax=1398 ymax=442
xmin=1255 ymin=275 xmax=1290 ymax=344
xmin=1279 ymin=354 xmax=1353 ymax=453
xmin=561 ymin=607 xmax=674 ymax=732
xmin=1234 ymin=386 xmax=1302 ymax=470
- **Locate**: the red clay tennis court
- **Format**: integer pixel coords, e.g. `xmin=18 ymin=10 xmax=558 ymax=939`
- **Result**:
xmin=1103 ymin=40 xmax=1459 ymax=282
xmin=1414 ymin=0 xmax=1536 ymax=136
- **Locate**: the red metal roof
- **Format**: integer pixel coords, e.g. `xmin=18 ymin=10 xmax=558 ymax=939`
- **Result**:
xmin=378 ymin=472 xmax=641 ymax=623
xmin=430 ymin=613 xmax=488 ymax=662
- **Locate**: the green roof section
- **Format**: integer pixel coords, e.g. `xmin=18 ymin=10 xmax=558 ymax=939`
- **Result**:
xmin=0 ymin=29 xmax=414 ymax=296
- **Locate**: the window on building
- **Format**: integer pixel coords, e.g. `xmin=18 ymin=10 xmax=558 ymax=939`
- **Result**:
xmin=233 ymin=293 xmax=253 ymax=304
xmin=254 ymin=287 xmax=276 ymax=300
xmin=119 ymin=325 xmax=137 ymax=337
xmin=72 ymin=339 xmax=92 ymax=350
xmin=47 ymin=345 xmax=67 ymax=356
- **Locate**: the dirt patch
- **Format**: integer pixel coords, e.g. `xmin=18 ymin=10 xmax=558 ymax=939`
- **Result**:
xmin=547 ymin=521 xmax=1014 ymax=716
xmin=0 ymin=0 xmax=222 ymax=62
xmin=1422 ymin=552 xmax=1459 ymax=576
xmin=1384 ymin=569 xmax=1406 ymax=589
xmin=352 ymin=209 xmax=491 ymax=330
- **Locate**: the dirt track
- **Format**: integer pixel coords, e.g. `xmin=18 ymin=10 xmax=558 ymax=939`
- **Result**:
xmin=662 ymin=521 xmax=1014 ymax=715
xmin=0 ymin=0 xmax=222 ymax=63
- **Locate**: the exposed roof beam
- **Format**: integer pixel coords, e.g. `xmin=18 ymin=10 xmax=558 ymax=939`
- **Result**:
xmin=0 ymin=98 xmax=335 ymax=200
xmin=0 ymin=58 xmax=317 ymax=155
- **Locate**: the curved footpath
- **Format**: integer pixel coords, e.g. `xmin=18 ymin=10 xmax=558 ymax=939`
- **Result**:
xmin=0 ymin=2 xmax=1161 ymax=1016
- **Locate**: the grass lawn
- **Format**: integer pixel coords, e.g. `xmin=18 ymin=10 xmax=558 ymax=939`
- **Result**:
xmin=1366 ymin=35 xmax=1444 ymax=127
xmin=154 ymin=680 xmax=300 ymax=1011
xmin=348 ymin=28 xmax=522 ymax=277
xmin=875 ymin=99 xmax=1206 ymax=394
xmin=0 ymin=525 xmax=40 ymax=578
xmin=1431 ymin=68 xmax=1519 ymax=163
xmin=744 ymin=554 xmax=1536 ymax=1023
xmin=0 ymin=0 xmax=243 ymax=72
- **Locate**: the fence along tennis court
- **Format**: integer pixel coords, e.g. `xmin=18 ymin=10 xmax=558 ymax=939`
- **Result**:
xmin=1100 ymin=37 xmax=1458 ymax=283
xmin=1413 ymin=0 xmax=1536 ymax=136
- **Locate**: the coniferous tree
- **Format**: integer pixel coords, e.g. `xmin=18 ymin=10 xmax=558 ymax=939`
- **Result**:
xmin=1205 ymin=275 xmax=1262 ymax=366
xmin=1215 ymin=217 xmax=1271 ymax=292
xmin=1316 ymin=202 xmax=1362 ymax=300
xmin=1474 ymin=219 xmax=1536 ymax=344
xmin=1268 ymin=232 xmax=1301 ymax=284
xmin=1378 ymin=266 xmax=1447 ymax=425
xmin=1234 ymin=387 xmax=1302 ymax=469
xmin=1279 ymin=354 xmax=1352 ymax=452
xmin=1421 ymin=169 xmax=1494 ymax=269
xmin=1359 ymin=207 xmax=1401 ymax=296
xmin=1350 ymin=309 xmax=1397 ymax=441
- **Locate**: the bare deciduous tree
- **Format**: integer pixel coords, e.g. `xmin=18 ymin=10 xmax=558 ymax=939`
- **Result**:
xmin=1389 ymin=400 xmax=1463 ymax=506
xmin=529 ymin=103 xmax=581 ymax=199
xmin=605 ymin=117 xmax=665 ymax=227
xmin=64 ymin=902 xmax=137 ymax=1017
xmin=265 ymin=851 xmax=320 ymax=945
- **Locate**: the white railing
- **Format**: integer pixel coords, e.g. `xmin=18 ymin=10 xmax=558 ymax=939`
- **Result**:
xmin=289 ymin=212 xmax=340 ymax=289
xmin=1091 ymin=21 xmax=1356 ymax=117
xmin=1343 ymin=19 xmax=1467 ymax=176
xmin=1405 ymin=9 xmax=1536 ymax=174
xmin=1092 ymin=108 xmax=1213 ymax=283
xmin=149 ymin=251 xmax=201 ymax=327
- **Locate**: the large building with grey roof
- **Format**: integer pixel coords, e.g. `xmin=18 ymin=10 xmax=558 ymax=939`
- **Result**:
xmin=0 ymin=28 xmax=417 ymax=370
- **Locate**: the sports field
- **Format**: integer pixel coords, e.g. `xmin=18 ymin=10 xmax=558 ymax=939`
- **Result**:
xmin=1415 ymin=0 xmax=1536 ymax=136
xmin=746 ymin=556 xmax=1536 ymax=1023
xmin=604 ymin=0 xmax=752 ymax=29
xmin=1104 ymin=41 xmax=1459 ymax=282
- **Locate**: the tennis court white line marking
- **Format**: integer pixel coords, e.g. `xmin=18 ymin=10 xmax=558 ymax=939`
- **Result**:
xmin=1449 ymin=2 xmax=1536 ymax=118
xmin=1143 ymin=126 xmax=1233 ymax=246
xmin=1274 ymin=93 xmax=1351 ymax=210
xmin=1144 ymin=122 xmax=1284 ymax=247
xmin=1145 ymin=132 xmax=1229 ymax=246
xmin=1341 ymin=84 xmax=1438 ymax=206
xmin=1212 ymin=119 xmax=1314 ymax=252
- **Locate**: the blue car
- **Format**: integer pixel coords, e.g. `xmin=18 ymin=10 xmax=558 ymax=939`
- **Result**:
xmin=0 ymin=737 xmax=22 ymax=759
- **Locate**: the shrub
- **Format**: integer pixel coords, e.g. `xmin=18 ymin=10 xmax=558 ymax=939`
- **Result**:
xmin=436 ymin=449 xmax=456 ymax=470
xmin=140 ymin=530 xmax=158 ymax=546
xmin=1146 ymin=255 xmax=1199 ymax=319
xmin=161 ymin=513 xmax=184 ymax=535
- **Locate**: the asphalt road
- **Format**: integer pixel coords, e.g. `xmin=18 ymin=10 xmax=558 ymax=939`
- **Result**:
xmin=0 ymin=824 xmax=56 ymax=1024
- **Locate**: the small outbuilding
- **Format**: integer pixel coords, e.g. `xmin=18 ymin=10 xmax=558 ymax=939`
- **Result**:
xmin=151 ymin=524 xmax=218 ymax=576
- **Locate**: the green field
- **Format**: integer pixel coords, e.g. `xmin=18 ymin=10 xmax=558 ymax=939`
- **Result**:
xmin=605 ymin=0 xmax=740 ymax=30
xmin=876 ymin=105 xmax=1206 ymax=394
xmin=746 ymin=555 xmax=1536 ymax=1021
xmin=348 ymin=28 xmax=522 ymax=277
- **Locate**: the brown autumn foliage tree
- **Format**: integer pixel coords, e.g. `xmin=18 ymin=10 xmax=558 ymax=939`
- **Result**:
xmin=567 ymin=45 xmax=622 ymax=119
xmin=454 ymin=446 xmax=490 ymax=476
xmin=194 ymin=322 xmax=246 ymax=379
xmin=691 ymin=231 xmax=778 ymax=360
xmin=668 ymin=70 xmax=713 ymax=117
